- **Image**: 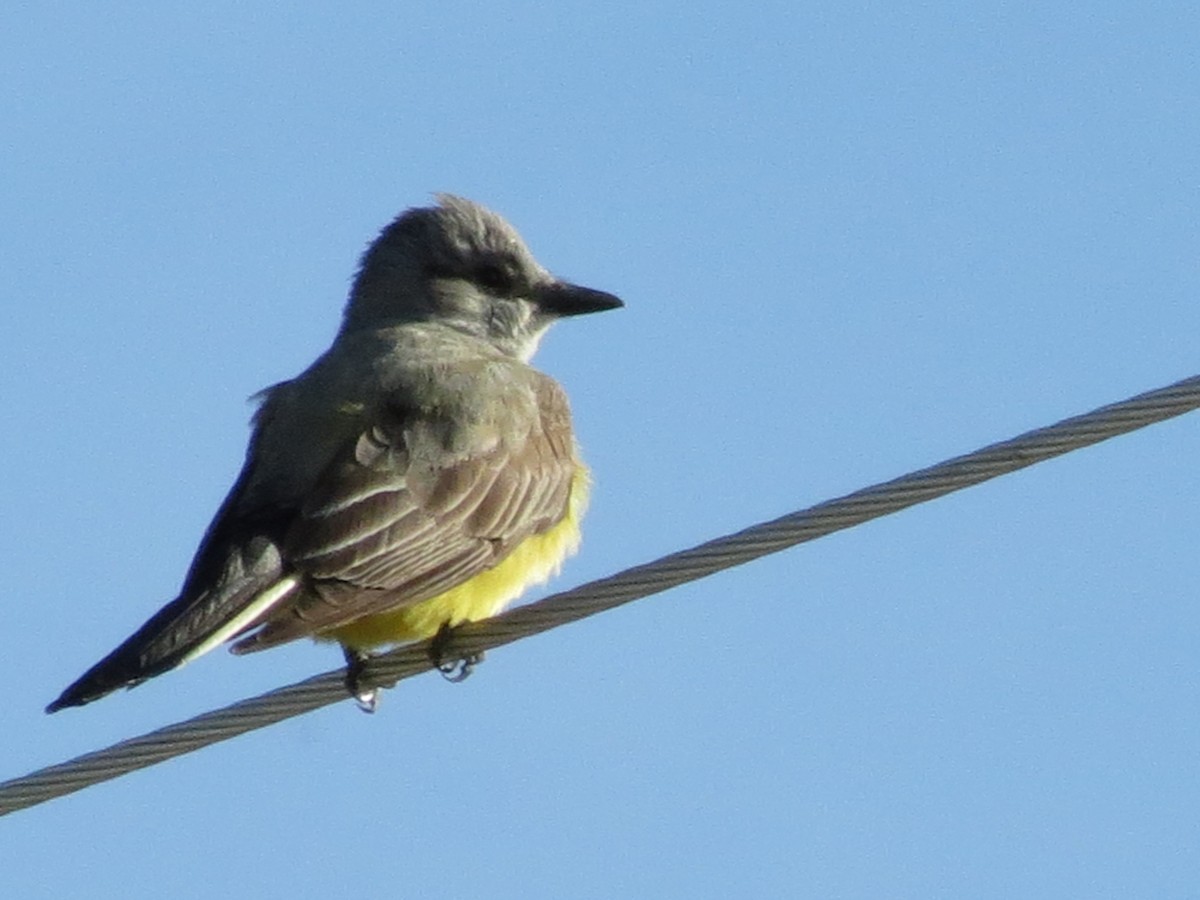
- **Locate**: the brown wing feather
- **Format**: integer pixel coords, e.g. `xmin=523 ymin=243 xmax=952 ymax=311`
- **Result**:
xmin=231 ymin=374 xmax=576 ymax=651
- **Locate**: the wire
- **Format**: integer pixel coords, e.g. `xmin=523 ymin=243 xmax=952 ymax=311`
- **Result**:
xmin=3 ymin=373 xmax=1198 ymax=816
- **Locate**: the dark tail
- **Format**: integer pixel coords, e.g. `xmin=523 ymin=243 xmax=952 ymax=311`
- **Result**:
xmin=46 ymin=595 xmax=216 ymax=712
xmin=46 ymin=539 xmax=290 ymax=712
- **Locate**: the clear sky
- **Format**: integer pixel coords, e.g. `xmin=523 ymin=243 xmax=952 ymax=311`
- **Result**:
xmin=3 ymin=3 xmax=1200 ymax=898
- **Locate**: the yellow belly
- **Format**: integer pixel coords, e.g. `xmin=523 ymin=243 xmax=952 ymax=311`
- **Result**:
xmin=324 ymin=465 xmax=590 ymax=650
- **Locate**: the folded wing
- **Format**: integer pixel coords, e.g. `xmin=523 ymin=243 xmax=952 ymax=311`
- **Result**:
xmin=230 ymin=373 xmax=577 ymax=651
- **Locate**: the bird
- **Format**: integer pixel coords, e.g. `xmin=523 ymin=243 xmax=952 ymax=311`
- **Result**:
xmin=47 ymin=195 xmax=622 ymax=713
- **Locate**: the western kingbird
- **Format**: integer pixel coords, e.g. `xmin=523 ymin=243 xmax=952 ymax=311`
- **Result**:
xmin=47 ymin=195 xmax=621 ymax=713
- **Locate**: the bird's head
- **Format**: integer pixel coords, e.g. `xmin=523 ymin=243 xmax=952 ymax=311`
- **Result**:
xmin=344 ymin=195 xmax=622 ymax=359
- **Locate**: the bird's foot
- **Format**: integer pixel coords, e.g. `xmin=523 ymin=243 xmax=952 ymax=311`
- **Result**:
xmin=342 ymin=647 xmax=380 ymax=713
xmin=430 ymin=622 xmax=485 ymax=683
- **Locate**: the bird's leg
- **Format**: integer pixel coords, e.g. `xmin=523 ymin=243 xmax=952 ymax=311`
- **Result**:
xmin=430 ymin=621 xmax=486 ymax=683
xmin=342 ymin=646 xmax=380 ymax=713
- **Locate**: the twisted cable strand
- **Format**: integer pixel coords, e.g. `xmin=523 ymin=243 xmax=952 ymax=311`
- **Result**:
xmin=2 ymin=373 xmax=1197 ymax=816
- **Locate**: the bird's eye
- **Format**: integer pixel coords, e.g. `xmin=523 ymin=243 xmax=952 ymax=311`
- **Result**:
xmin=475 ymin=261 xmax=514 ymax=294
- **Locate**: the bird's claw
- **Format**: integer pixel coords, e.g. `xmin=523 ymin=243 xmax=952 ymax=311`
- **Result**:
xmin=436 ymin=652 xmax=485 ymax=683
xmin=343 ymin=647 xmax=380 ymax=713
xmin=430 ymin=622 xmax=485 ymax=683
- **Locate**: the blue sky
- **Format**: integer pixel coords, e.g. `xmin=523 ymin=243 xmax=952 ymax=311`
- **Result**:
xmin=3 ymin=3 xmax=1200 ymax=897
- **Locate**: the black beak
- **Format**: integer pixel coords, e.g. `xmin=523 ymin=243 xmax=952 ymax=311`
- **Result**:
xmin=535 ymin=281 xmax=624 ymax=318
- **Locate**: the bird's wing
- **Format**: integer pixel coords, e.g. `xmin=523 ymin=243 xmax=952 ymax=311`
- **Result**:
xmin=230 ymin=372 xmax=577 ymax=651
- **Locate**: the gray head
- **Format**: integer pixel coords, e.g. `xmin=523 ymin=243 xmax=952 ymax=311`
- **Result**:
xmin=344 ymin=195 xmax=622 ymax=359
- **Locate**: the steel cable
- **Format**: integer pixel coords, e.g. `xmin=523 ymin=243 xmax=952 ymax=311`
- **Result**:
xmin=2 ymin=373 xmax=1197 ymax=816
